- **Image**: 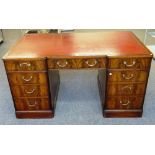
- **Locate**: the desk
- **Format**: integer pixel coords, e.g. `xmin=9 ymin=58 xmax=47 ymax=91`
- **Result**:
xmin=3 ymin=32 xmax=153 ymax=118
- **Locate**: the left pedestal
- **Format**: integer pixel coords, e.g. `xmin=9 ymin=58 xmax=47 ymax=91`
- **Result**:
xmin=3 ymin=58 xmax=60 ymax=119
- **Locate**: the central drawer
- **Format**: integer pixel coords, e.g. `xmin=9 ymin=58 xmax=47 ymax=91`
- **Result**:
xmin=47 ymin=57 xmax=106 ymax=69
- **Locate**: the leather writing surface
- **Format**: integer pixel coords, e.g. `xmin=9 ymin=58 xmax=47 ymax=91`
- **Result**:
xmin=3 ymin=32 xmax=152 ymax=59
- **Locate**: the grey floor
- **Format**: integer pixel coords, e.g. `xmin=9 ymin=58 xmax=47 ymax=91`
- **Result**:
xmin=0 ymin=29 xmax=155 ymax=125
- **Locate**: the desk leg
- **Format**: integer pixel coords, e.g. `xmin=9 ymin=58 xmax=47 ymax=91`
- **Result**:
xmin=48 ymin=70 xmax=60 ymax=116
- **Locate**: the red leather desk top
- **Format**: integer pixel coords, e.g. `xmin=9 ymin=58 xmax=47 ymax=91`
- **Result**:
xmin=3 ymin=31 xmax=152 ymax=59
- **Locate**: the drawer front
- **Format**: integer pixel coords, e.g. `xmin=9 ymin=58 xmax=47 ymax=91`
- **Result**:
xmin=11 ymin=85 xmax=49 ymax=97
xmin=47 ymin=57 xmax=106 ymax=69
xmin=107 ymin=83 xmax=146 ymax=95
xmin=78 ymin=58 xmax=106 ymax=69
xmin=7 ymin=72 xmax=48 ymax=85
xmin=108 ymin=70 xmax=148 ymax=82
xmin=4 ymin=59 xmax=46 ymax=71
xmin=105 ymin=96 xmax=144 ymax=109
xmin=48 ymin=59 xmax=76 ymax=69
xmin=14 ymin=98 xmax=51 ymax=111
xmin=108 ymin=58 xmax=151 ymax=69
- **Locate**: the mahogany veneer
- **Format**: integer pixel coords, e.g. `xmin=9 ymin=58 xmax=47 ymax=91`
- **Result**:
xmin=3 ymin=32 xmax=153 ymax=118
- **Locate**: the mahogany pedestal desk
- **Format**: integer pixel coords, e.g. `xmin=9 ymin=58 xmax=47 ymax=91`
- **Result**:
xmin=3 ymin=32 xmax=153 ymax=118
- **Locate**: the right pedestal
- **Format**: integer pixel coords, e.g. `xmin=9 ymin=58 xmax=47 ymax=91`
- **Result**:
xmin=98 ymin=57 xmax=152 ymax=118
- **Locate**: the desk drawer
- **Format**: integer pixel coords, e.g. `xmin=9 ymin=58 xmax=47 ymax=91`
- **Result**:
xmin=11 ymin=85 xmax=49 ymax=97
xmin=7 ymin=72 xmax=48 ymax=85
xmin=78 ymin=58 xmax=106 ymax=68
xmin=4 ymin=59 xmax=46 ymax=71
xmin=105 ymin=96 xmax=144 ymax=109
xmin=48 ymin=58 xmax=76 ymax=69
xmin=14 ymin=98 xmax=51 ymax=111
xmin=107 ymin=83 xmax=146 ymax=95
xmin=47 ymin=57 xmax=106 ymax=69
xmin=108 ymin=58 xmax=151 ymax=69
xmin=108 ymin=70 xmax=148 ymax=82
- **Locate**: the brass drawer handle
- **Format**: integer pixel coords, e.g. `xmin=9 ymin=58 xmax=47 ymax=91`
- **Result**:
xmin=22 ymin=76 xmax=33 ymax=82
xmin=120 ymin=100 xmax=130 ymax=106
xmin=123 ymin=60 xmax=136 ymax=67
xmin=19 ymin=62 xmax=32 ymax=68
xmin=85 ymin=59 xmax=98 ymax=67
xmin=24 ymin=88 xmax=36 ymax=94
xmin=27 ymin=100 xmax=37 ymax=107
xmin=56 ymin=60 xmax=68 ymax=68
xmin=122 ymin=73 xmax=134 ymax=80
xmin=121 ymin=85 xmax=132 ymax=92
